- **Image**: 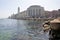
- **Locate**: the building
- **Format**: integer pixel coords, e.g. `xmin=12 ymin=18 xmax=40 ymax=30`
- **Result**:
xmin=10 ymin=5 xmax=60 ymax=19
xmin=16 ymin=11 xmax=27 ymax=19
xmin=10 ymin=13 xmax=16 ymax=19
xmin=45 ymin=9 xmax=60 ymax=18
xmin=44 ymin=11 xmax=51 ymax=18
xmin=27 ymin=5 xmax=45 ymax=18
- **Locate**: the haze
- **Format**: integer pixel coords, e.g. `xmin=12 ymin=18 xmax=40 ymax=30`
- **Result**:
xmin=0 ymin=0 xmax=60 ymax=18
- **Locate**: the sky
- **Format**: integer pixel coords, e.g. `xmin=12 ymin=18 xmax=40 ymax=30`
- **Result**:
xmin=0 ymin=0 xmax=60 ymax=18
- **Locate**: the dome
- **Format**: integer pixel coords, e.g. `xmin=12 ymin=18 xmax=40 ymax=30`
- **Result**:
xmin=28 ymin=5 xmax=41 ymax=9
xmin=30 ymin=5 xmax=40 ymax=7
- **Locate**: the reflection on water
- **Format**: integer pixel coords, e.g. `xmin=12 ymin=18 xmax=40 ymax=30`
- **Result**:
xmin=0 ymin=19 xmax=49 ymax=40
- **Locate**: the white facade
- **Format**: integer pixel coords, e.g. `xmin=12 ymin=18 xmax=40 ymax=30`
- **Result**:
xmin=10 ymin=5 xmax=45 ymax=19
xmin=27 ymin=5 xmax=44 ymax=18
xmin=16 ymin=11 xmax=27 ymax=19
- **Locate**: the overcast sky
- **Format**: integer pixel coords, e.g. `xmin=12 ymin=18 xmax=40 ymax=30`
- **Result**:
xmin=0 ymin=0 xmax=60 ymax=18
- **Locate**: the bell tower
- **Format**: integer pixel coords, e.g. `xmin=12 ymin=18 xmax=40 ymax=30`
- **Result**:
xmin=18 ymin=7 xmax=20 ymax=14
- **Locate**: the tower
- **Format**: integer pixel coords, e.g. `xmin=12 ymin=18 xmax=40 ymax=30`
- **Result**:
xmin=18 ymin=7 xmax=20 ymax=14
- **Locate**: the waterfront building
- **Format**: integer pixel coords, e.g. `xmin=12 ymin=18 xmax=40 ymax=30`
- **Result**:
xmin=16 ymin=11 xmax=27 ymax=19
xmin=10 ymin=13 xmax=16 ymax=19
xmin=10 ymin=5 xmax=60 ymax=19
xmin=27 ymin=5 xmax=45 ymax=18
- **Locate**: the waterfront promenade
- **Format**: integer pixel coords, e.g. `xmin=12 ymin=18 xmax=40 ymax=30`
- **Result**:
xmin=24 ymin=18 xmax=54 ymax=21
